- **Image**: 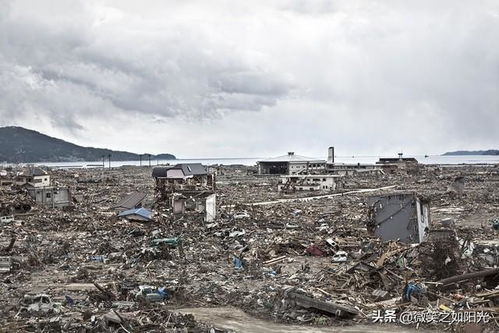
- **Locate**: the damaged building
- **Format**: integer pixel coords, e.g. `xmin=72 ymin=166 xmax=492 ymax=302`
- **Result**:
xmin=278 ymin=174 xmax=341 ymax=193
xmin=27 ymin=186 xmax=71 ymax=208
xmin=325 ymin=147 xmax=382 ymax=176
xmin=152 ymin=163 xmax=216 ymax=222
xmin=15 ymin=167 xmax=51 ymax=188
xmin=367 ymin=192 xmax=430 ymax=244
xmin=257 ymin=152 xmax=326 ymax=175
xmin=9 ymin=167 xmax=73 ymax=208
xmin=112 ymin=191 xmax=146 ymax=212
xmin=376 ymin=153 xmax=419 ymax=173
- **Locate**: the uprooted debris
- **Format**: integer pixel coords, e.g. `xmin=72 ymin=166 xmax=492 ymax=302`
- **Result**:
xmin=0 ymin=164 xmax=497 ymax=331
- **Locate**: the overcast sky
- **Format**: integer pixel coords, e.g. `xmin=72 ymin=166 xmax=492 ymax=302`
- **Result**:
xmin=1 ymin=0 xmax=498 ymax=158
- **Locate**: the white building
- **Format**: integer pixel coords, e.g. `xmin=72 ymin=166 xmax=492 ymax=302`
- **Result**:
xmin=16 ymin=167 xmax=50 ymax=188
xmin=278 ymin=174 xmax=341 ymax=192
xmin=257 ymin=152 xmax=326 ymax=175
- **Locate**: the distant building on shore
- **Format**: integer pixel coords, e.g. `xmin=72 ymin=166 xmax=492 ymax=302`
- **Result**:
xmin=257 ymin=152 xmax=326 ymax=175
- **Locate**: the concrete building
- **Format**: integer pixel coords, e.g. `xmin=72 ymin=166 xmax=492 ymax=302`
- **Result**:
xmin=278 ymin=174 xmax=341 ymax=192
xmin=367 ymin=192 xmax=430 ymax=244
xmin=325 ymin=146 xmax=382 ymax=176
xmin=325 ymin=163 xmax=382 ymax=176
xmin=376 ymin=153 xmax=419 ymax=165
xmin=27 ymin=186 xmax=71 ymax=208
xmin=376 ymin=153 xmax=419 ymax=173
xmin=257 ymin=152 xmax=326 ymax=175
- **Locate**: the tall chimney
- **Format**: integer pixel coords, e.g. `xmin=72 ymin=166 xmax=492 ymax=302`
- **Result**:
xmin=328 ymin=147 xmax=335 ymax=164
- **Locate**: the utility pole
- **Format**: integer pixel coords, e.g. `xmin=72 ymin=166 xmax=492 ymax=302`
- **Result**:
xmin=108 ymin=154 xmax=111 ymax=169
xmin=139 ymin=154 xmax=142 ymax=167
xmin=148 ymin=154 xmax=151 ymax=167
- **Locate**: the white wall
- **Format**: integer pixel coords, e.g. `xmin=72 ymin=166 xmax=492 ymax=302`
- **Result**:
xmin=205 ymin=194 xmax=216 ymax=222
xmin=30 ymin=175 xmax=50 ymax=188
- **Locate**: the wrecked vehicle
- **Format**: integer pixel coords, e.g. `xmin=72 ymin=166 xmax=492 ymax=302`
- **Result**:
xmin=19 ymin=294 xmax=61 ymax=314
xmin=135 ymin=286 xmax=169 ymax=303
xmin=331 ymin=251 xmax=348 ymax=263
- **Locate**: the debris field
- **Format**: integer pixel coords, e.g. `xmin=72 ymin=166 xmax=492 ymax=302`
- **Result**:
xmin=0 ymin=163 xmax=498 ymax=332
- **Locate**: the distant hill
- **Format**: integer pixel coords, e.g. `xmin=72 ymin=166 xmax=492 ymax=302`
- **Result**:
xmin=443 ymin=150 xmax=499 ymax=156
xmin=0 ymin=126 xmax=176 ymax=163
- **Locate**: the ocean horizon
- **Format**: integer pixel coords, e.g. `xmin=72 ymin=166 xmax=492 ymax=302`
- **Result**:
xmin=1 ymin=154 xmax=494 ymax=169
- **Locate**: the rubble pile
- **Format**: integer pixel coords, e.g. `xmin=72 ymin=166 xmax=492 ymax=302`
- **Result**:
xmin=0 ymin=163 xmax=498 ymax=332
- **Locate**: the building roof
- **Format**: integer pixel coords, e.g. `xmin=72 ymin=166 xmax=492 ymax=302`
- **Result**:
xmin=178 ymin=163 xmax=207 ymax=176
xmin=118 ymin=208 xmax=153 ymax=221
xmin=23 ymin=167 xmax=48 ymax=177
xmin=152 ymin=166 xmax=173 ymax=178
xmin=258 ymin=152 xmax=325 ymax=163
xmin=152 ymin=163 xmax=207 ymax=178
xmin=112 ymin=191 xmax=146 ymax=210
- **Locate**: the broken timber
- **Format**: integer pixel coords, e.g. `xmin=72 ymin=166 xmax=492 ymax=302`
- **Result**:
xmin=286 ymin=291 xmax=359 ymax=318
xmin=438 ymin=268 xmax=499 ymax=287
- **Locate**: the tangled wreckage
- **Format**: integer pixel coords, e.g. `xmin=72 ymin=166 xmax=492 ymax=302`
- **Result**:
xmin=0 ymin=159 xmax=498 ymax=332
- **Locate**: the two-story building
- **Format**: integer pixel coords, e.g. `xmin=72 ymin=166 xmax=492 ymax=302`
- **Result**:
xmin=152 ymin=163 xmax=216 ymax=222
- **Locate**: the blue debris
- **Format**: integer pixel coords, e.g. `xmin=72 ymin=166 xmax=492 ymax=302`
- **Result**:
xmin=65 ymin=295 xmax=74 ymax=306
xmin=158 ymin=287 xmax=170 ymax=300
xmin=403 ymin=282 xmax=425 ymax=302
xmin=233 ymin=256 xmax=243 ymax=269
xmin=118 ymin=208 xmax=153 ymax=221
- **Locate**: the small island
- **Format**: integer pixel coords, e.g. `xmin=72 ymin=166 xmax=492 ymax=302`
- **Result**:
xmin=443 ymin=150 xmax=499 ymax=156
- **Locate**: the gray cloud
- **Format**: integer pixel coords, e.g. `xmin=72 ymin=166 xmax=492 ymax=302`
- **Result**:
xmin=0 ymin=0 xmax=498 ymax=156
xmin=0 ymin=0 xmax=293 ymax=130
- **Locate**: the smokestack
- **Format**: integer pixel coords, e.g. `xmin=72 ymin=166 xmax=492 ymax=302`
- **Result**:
xmin=328 ymin=147 xmax=335 ymax=164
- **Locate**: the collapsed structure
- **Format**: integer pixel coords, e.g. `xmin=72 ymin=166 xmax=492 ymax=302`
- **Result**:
xmin=376 ymin=153 xmax=419 ymax=173
xmin=112 ymin=191 xmax=146 ymax=212
xmin=0 ymin=158 xmax=498 ymax=332
xmin=15 ymin=167 xmax=50 ymax=188
xmin=152 ymin=163 xmax=216 ymax=222
xmin=367 ymin=192 xmax=430 ymax=244
xmin=10 ymin=167 xmax=73 ymax=208
xmin=278 ymin=174 xmax=341 ymax=193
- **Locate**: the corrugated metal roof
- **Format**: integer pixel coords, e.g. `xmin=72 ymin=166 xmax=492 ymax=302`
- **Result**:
xmin=178 ymin=163 xmax=207 ymax=176
xmin=152 ymin=163 xmax=207 ymax=178
xmin=113 ymin=191 xmax=146 ymax=210
xmin=118 ymin=208 xmax=153 ymax=221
